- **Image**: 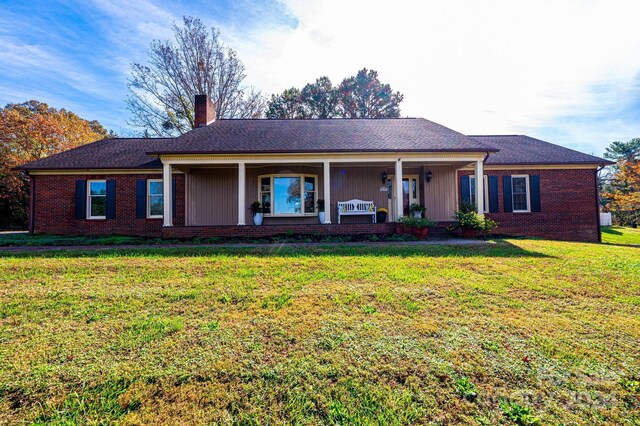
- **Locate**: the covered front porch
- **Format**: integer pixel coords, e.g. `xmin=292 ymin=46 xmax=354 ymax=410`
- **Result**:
xmin=159 ymin=153 xmax=487 ymax=230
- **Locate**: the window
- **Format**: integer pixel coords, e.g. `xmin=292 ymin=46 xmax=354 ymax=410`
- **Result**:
xmin=259 ymin=176 xmax=271 ymax=214
xmin=258 ymin=174 xmax=317 ymax=216
xmin=147 ymin=179 xmax=163 ymax=218
xmin=469 ymin=175 xmax=488 ymax=213
xmin=511 ymin=175 xmax=530 ymax=212
xmin=87 ymin=180 xmax=106 ymax=219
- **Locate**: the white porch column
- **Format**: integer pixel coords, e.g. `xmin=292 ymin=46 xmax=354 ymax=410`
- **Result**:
xmin=162 ymin=162 xmax=173 ymax=227
xmin=238 ymin=162 xmax=246 ymax=225
xmin=395 ymin=159 xmax=403 ymax=220
xmin=475 ymin=159 xmax=485 ymax=216
xmin=323 ymin=161 xmax=332 ymax=224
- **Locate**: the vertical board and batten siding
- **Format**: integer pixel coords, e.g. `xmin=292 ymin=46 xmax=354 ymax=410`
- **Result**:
xmin=186 ymin=164 xmax=457 ymax=225
xmin=329 ymin=165 xmax=392 ymax=224
xmin=421 ymin=165 xmax=457 ymax=221
xmin=246 ymin=164 xmax=324 ymax=225
xmin=186 ymin=167 xmax=238 ymax=226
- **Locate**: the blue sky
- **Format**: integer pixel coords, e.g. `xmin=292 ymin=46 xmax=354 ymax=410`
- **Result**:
xmin=0 ymin=0 xmax=638 ymax=156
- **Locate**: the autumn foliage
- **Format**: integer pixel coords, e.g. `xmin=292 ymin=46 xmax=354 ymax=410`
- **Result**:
xmin=0 ymin=100 xmax=109 ymax=227
xmin=603 ymin=160 xmax=640 ymax=226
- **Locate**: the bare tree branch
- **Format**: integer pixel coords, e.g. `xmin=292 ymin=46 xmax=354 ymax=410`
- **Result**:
xmin=127 ymin=16 xmax=265 ymax=137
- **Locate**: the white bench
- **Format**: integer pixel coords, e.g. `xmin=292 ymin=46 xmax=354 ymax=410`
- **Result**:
xmin=337 ymin=199 xmax=377 ymax=224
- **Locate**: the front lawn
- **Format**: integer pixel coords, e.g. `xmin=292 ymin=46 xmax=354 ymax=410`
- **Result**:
xmin=602 ymin=225 xmax=640 ymax=246
xmin=0 ymin=240 xmax=638 ymax=424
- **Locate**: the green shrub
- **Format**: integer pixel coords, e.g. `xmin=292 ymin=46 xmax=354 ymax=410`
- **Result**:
xmin=500 ymin=399 xmax=540 ymax=425
xmin=449 ymin=209 xmax=498 ymax=233
xmin=453 ymin=376 xmax=478 ymax=401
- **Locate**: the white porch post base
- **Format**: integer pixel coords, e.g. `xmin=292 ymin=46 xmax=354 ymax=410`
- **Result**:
xmin=323 ymin=161 xmax=332 ymax=224
xmin=395 ymin=159 xmax=403 ymax=221
xmin=238 ymin=162 xmax=246 ymax=225
xmin=162 ymin=162 xmax=173 ymax=227
xmin=475 ymin=159 xmax=485 ymax=216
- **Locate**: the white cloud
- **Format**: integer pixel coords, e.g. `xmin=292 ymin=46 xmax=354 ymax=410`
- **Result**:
xmin=228 ymin=0 xmax=640 ymax=154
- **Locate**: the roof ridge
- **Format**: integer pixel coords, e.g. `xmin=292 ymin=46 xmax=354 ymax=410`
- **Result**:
xmin=212 ymin=117 xmax=419 ymax=121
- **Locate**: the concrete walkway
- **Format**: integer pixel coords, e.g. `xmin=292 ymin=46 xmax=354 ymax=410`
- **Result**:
xmin=0 ymin=238 xmax=491 ymax=253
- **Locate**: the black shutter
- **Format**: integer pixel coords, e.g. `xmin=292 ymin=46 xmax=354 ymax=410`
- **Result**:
xmin=460 ymin=175 xmax=470 ymax=204
xmin=172 ymin=178 xmax=177 ymax=218
xmin=488 ymin=176 xmax=499 ymax=213
xmin=75 ymin=180 xmax=86 ymax=219
xmin=530 ymin=175 xmax=541 ymax=212
xmin=503 ymin=175 xmax=513 ymax=213
xmin=136 ymin=179 xmax=146 ymax=218
xmin=106 ymin=180 xmax=116 ymax=219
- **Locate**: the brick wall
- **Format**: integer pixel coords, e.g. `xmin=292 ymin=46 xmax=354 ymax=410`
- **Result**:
xmin=458 ymin=168 xmax=600 ymax=242
xmin=31 ymin=168 xmax=601 ymax=242
xmin=32 ymin=174 xmax=184 ymax=236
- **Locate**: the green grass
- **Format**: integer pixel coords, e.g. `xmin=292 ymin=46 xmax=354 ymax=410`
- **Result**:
xmin=602 ymin=225 xmax=640 ymax=246
xmin=0 ymin=240 xmax=638 ymax=424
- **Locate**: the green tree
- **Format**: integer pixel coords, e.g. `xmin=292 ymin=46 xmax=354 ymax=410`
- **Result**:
xmin=300 ymin=76 xmax=339 ymax=118
xmin=604 ymin=138 xmax=640 ymax=162
xmin=266 ymin=88 xmax=304 ymax=119
xmin=266 ymin=68 xmax=403 ymax=119
xmin=338 ymin=68 xmax=403 ymax=118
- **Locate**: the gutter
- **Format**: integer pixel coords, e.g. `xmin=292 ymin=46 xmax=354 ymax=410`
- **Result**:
xmin=595 ymin=164 xmax=606 ymax=243
xmin=27 ymin=171 xmax=35 ymax=234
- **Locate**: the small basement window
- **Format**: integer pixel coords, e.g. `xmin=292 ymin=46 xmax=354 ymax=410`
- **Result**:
xmin=147 ymin=179 xmax=163 ymax=218
xmin=87 ymin=180 xmax=106 ymax=219
xmin=511 ymin=175 xmax=530 ymax=212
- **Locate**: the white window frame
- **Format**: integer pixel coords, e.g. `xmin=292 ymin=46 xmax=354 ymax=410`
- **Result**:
xmin=511 ymin=174 xmax=531 ymax=213
xmin=86 ymin=179 xmax=107 ymax=220
xmin=469 ymin=175 xmax=489 ymax=213
xmin=147 ymin=179 xmax=164 ymax=219
xmin=258 ymin=174 xmax=318 ymax=217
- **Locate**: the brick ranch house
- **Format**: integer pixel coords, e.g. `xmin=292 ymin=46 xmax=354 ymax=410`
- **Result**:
xmin=18 ymin=95 xmax=612 ymax=242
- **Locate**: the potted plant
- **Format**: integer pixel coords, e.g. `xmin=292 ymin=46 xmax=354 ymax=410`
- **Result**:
xmin=411 ymin=217 xmax=437 ymax=239
xmin=396 ymin=216 xmax=415 ymax=235
xmin=448 ymin=203 xmax=497 ymax=238
xmin=316 ymin=199 xmax=325 ymax=223
xmin=250 ymin=201 xmax=263 ymax=225
xmin=376 ymin=207 xmax=388 ymax=223
xmin=409 ymin=203 xmax=426 ymax=218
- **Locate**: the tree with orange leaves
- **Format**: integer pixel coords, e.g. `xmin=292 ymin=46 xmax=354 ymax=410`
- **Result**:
xmin=603 ymin=160 xmax=640 ymax=227
xmin=0 ymin=100 xmax=110 ymax=227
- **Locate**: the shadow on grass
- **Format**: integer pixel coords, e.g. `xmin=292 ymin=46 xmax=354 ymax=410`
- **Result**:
xmin=0 ymin=239 xmax=555 ymax=260
xmin=601 ymin=226 xmax=623 ymax=236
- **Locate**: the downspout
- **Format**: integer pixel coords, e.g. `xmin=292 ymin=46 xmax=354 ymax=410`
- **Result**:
xmin=595 ymin=165 xmax=604 ymax=243
xmin=28 ymin=172 xmax=35 ymax=234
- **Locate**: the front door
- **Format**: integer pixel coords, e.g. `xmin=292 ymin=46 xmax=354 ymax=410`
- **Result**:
xmin=388 ymin=175 xmax=420 ymax=218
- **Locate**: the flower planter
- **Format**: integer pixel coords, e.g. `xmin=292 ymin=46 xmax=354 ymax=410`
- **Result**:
xmin=412 ymin=227 xmax=428 ymax=239
xmin=412 ymin=211 xmax=422 ymax=219
xmin=376 ymin=212 xmax=387 ymax=223
xmin=461 ymin=228 xmax=476 ymax=239
xmin=318 ymin=211 xmax=325 ymax=224
xmin=253 ymin=213 xmax=264 ymax=226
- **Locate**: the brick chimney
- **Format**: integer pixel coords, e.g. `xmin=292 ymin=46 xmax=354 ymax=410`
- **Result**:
xmin=194 ymin=94 xmax=216 ymax=127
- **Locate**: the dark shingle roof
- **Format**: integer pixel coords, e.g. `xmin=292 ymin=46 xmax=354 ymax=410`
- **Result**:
xmin=150 ymin=118 xmax=498 ymax=154
xmin=471 ymin=135 xmax=611 ymax=165
xmin=17 ymin=122 xmax=611 ymax=171
xmin=16 ymin=138 xmax=171 ymax=170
